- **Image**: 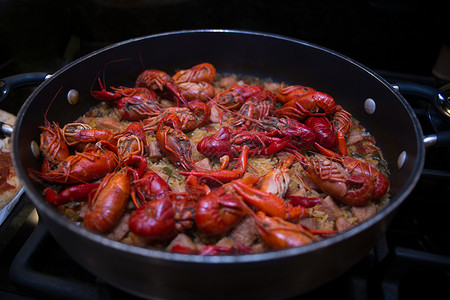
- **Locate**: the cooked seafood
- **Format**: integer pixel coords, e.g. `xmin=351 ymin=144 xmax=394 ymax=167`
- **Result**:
xmin=34 ymin=62 xmax=390 ymax=255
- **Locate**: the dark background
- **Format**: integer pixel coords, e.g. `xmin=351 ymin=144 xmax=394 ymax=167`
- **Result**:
xmin=0 ymin=0 xmax=446 ymax=111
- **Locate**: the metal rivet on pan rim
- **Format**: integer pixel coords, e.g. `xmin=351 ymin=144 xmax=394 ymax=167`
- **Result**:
xmin=364 ymin=98 xmax=376 ymax=115
xmin=397 ymin=150 xmax=406 ymax=169
xmin=30 ymin=140 xmax=40 ymax=159
xmin=67 ymin=89 xmax=79 ymax=105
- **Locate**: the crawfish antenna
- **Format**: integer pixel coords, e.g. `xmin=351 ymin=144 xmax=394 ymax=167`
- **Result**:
xmin=44 ymin=86 xmax=64 ymax=124
xmin=213 ymin=103 xmax=265 ymax=128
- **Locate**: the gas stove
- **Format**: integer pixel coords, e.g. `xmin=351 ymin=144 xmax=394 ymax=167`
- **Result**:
xmin=0 ymin=70 xmax=449 ymax=300
xmin=0 ymin=1 xmax=449 ymax=297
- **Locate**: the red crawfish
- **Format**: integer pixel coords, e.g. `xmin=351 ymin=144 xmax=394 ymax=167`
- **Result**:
xmin=232 ymin=178 xmax=308 ymax=221
xmin=232 ymin=90 xmax=276 ymax=126
xmin=75 ymin=128 xmax=117 ymax=147
xmin=62 ymin=123 xmax=117 ymax=151
xmin=39 ymin=120 xmax=70 ymax=165
xmin=92 ymin=83 xmax=162 ymax=120
xmin=131 ymin=169 xmax=172 ymax=206
xmin=307 ymin=146 xmax=390 ymax=201
xmin=260 ymin=157 xmax=322 ymax=208
xmin=84 ymin=168 xmax=132 ymax=233
xmin=195 ymin=176 xmax=259 ymax=236
xmin=331 ymin=106 xmax=353 ymax=156
xmin=172 ymin=63 xmax=217 ymax=103
xmin=258 ymin=155 xmax=296 ymax=198
xmin=172 ymin=62 xmax=216 ymax=84
xmin=35 ymin=143 xmax=118 ymax=184
xmin=250 ymin=211 xmax=317 ymax=250
xmin=136 ymin=69 xmax=187 ymax=107
xmin=44 ymin=182 xmax=100 ymax=206
xmin=275 ymin=90 xmax=338 ymax=120
xmin=129 ymin=197 xmax=176 ymax=241
xmin=230 ymin=131 xmax=292 ymax=158
xmin=155 ymin=114 xmax=196 ymax=171
xmin=62 ymin=122 xmax=92 ymax=147
xmin=116 ymin=96 xmax=162 ymax=121
xmin=305 ymin=116 xmax=338 ymax=150
xmin=275 ymin=83 xmax=317 ymax=104
xmin=340 ymin=155 xmax=390 ymax=199
xmin=258 ymin=116 xmax=316 ymax=148
xmin=184 ymin=174 xmax=211 ymax=197
xmin=143 ymin=101 xmax=210 ymax=133
xmin=210 ymin=84 xmax=268 ymax=111
xmin=179 ymin=145 xmax=250 ymax=184
xmin=295 ymin=152 xmax=377 ymax=206
xmin=196 ymin=126 xmax=291 ymax=159
xmin=83 ymin=155 xmax=146 ymax=233
xmin=128 ymin=193 xmax=197 ymax=241
xmin=235 ymin=195 xmax=328 ymax=250
xmin=115 ymin=122 xmax=148 ymax=162
xmin=196 ymin=126 xmax=234 ymax=158
xmin=177 ymin=81 xmax=216 ymax=103
xmin=91 ymin=83 xmax=156 ymax=105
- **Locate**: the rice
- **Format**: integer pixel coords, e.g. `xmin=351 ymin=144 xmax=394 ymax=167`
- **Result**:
xmin=47 ymin=70 xmax=390 ymax=254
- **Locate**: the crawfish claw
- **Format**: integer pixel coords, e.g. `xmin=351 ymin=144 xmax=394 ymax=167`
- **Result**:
xmin=232 ymin=180 xmax=308 ymax=221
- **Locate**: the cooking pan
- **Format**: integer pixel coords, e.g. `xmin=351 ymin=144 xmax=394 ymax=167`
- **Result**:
xmin=2 ymin=29 xmax=447 ymax=299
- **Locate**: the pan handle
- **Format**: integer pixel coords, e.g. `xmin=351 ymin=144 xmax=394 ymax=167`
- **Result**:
xmin=424 ymin=131 xmax=450 ymax=148
xmin=393 ymin=81 xmax=450 ymax=120
xmin=0 ymin=72 xmax=49 ymax=105
xmin=393 ymin=81 xmax=442 ymax=102
xmin=0 ymin=72 xmax=49 ymax=140
xmin=0 ymin=122 xmax=14 ymax=139
xmin=394 ymin=82 xmax=450 ymax=148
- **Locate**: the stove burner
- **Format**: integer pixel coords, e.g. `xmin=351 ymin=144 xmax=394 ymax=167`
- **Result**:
xmin=9 ymin=221 xmax=146 ymax=300
xmin=9 ymin=221 xmax=385 ymax=300
xmin=380 ymin=247 xmax=450 ymax=300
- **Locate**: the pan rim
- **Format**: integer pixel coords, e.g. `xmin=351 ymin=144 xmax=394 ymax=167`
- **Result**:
xmin=13 ymin=29 xmax=425 ymax=264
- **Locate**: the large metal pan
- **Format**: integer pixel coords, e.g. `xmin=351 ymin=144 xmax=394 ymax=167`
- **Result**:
xmin=4 ymin=30 xmax=435 ymax=299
